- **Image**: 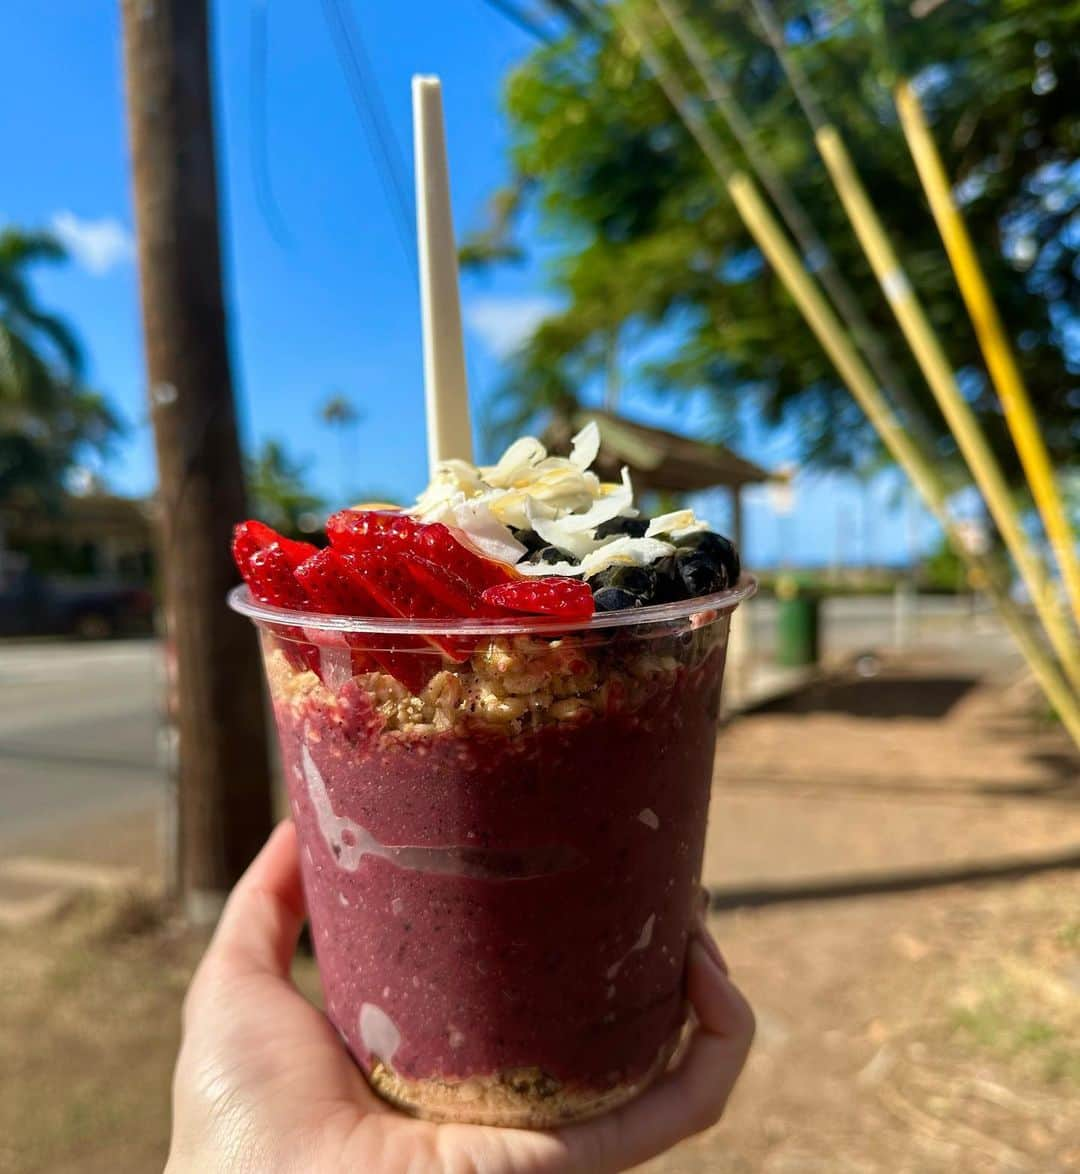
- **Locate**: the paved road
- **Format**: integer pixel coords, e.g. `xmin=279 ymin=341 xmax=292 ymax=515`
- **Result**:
xmin=0 ymin=640 xmax=164 ymax=848
xmin=0 ymin=596 xmax=1012 ymax=852
xmin=745 ymin=592 xmax=994 ymax=658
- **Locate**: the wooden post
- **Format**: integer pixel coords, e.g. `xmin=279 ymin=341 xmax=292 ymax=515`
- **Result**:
xmin=121 ymin=0 xmax=273 ymax=923
xmin=731 ymin=482 xmax=744 ymax=556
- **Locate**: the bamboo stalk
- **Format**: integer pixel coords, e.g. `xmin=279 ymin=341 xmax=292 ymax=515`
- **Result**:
xmin=895 ymin=79 xmax=1080 ymax=631
xmin=811 ymin=125 xmax=1079 ymax=689
xmin=746 ymin=0 xmax=1080 ymax=691
xmin=612 ymin=4 xmax=1080 ymax=745
xmin=653 ymin=0 xmax=935 ymax=452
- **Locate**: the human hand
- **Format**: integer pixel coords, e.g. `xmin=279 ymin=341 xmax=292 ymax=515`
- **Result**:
xmin=167 ymin=821 xmax=754 ymax=1173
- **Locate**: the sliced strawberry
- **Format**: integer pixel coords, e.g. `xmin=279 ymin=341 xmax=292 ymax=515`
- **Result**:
xmin=350 ymin=648 xmax=381 ymax=678
xmin=481 ymin=576 xmax=595 ymax=621
xmin=415 ymin=525 xmax=518 ymax=590
xmin=232 ymin=522 xmax=323 ymax=672
xmin=246 ymin=546 xmax=310 ymax=609
xmin=232 ymin=526 xmax=257 ymax=573
xmin=292 ymin=548 xmax=377 ymax=674
xmin=232 ymin=520 xmax=317 ymax=575
xmin=278 ymin=636 xmax=321 ymax=676
xmin=404 ymin=555 xmax=487 ymax=615
xmin=339 ymin=550 xmax=475 ymax=662
xmin=254 ymin=521 xmax=318 ymax=569
xmin=326 ymin=508 xmax=404 ymax=549
xmin=236 ymin=546 xmax=319 ymax=673
xmin=327 ymin=510 xmax=516 ymax=591
xmin=295 ymin=547 xmax=438 ymax=690
xmin=295 ymin=547 xmax=373 ymax=615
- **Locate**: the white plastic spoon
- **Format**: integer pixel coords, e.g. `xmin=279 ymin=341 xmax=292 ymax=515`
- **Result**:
xmin=412 ymin=75 xmax=474 ymax=475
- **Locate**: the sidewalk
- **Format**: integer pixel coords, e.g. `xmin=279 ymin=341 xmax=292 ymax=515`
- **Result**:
xmin=704 ymin=651 xmax=1078 ymax=899
xmin=0 ymin=807 xmax=164 ymax=927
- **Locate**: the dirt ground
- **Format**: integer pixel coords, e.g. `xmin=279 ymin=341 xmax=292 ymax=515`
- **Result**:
xmin=654 ymin=873 xmax=1080 ymax=1173
xmin=2 ymin=656 xmax=1078 ymax=1173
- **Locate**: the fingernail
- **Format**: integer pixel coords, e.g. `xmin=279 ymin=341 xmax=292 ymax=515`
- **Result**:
xmin=692 ymin=930 xmax=729 ymax=976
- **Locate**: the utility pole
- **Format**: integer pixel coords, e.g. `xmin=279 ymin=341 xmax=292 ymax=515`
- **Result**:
xmin=121 ymin=0 xmax=273 ymax=924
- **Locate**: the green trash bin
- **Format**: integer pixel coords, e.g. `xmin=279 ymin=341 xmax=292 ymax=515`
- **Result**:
xmin=775 ymin=581 xmax=821 ymax=667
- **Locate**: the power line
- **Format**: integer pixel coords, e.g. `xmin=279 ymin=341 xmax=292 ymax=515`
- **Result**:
xmin=654 ymin=0 xmax=935 ymax=450
xmin=320 ymin=0 xmax=416 ymax=269
xmin=248 ymin=0 xmax=292 ymax=247
xmin=544 ymin=0 xmax=599 ymax=28
xmin=479 ymin=0 xmax=556 ymax=42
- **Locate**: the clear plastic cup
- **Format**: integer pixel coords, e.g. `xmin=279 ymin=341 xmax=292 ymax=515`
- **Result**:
xmin=230 ymin=577 xmax=755 ymax=1127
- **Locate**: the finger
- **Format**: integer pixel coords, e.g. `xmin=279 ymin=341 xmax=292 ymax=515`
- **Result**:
xmin=694 ymin=918 xmax=729 ymax=975
xmin=558 ymin=938 xmax=754 ymax=1173
xmin=205 ymin=819 xmax=307 ymax=981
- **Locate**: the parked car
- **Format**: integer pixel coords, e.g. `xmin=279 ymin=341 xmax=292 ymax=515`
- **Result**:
xmin=0 ymin=568 xmax=155 ymax=638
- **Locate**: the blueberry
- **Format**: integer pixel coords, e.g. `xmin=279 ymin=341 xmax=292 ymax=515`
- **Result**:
xmin=675 ymin=531 xmax=740 ymax=590
xmin=593 ymin=585 xmax=645 ymax=612
xmin=651 ymin=555 xmax=683 ymax=602
xmin=594 ymin=516 xmax=648 ymax=539
xmin=511 ymin=527 xmax=547 ymax=555
xmin=587 ymin=564 xmax=657 ymax=601
xmin=529 ymin=544 xmax=577 ymax=566
xmin=674 ymin=548 xmax=726 ymax=597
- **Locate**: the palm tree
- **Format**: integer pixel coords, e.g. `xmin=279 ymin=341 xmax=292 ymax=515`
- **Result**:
xmin=318 ymin=392 xmax=361 ymax=502
xmin=247 ymin=439 xmax=325 ymax=538
xmin=0 ymin=228 xmax=121 ymax=504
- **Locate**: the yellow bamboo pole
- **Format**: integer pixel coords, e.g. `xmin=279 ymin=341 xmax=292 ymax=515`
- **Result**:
xmin=895 ymin=79 xmax=1080 ymax=631
xmin=612 ymin=5 xmax=1080 ymax=746
xmin=812 ymin=125 xmax=1080 ymax=689
xmin=651 ymin=0 xmax=937 ymax=455
xmin=742 ymin=0 xmax=1078 ymax=689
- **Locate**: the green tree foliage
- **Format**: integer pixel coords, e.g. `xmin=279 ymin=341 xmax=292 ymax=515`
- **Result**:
xmin=922 ymin=532 xmax=968 ymax=593
xmin=246 ymin=439 xmax=326 ymax=539
xmin=318 ymin=391 xmax=364 ymax=501
xmin=318 ymin=392 xmax=360 ymax=431
xmin=0 ymin=228 xmax=122 ymax=504
xmin=466 ymin=0 xmax=1079 ymax=477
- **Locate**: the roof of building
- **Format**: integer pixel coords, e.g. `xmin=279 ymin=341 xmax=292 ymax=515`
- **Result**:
xmin=544 ymin=409 xmax=773 ymax=492
xmin=2 ymin=493 xmax=154 ymax=540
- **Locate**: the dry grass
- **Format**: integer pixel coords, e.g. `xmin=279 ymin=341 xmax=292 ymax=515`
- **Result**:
xmin=1 ymin=873 xmax=1077 ymax=1173
xmin=645 ymin=872 xmax=1080 ymax=1173
xmin=0 ymin=889 xmax=317 ymax=1174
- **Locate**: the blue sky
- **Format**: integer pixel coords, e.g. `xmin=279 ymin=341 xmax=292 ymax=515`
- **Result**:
xmin=0 ymin=0 xmax=941 ymax=568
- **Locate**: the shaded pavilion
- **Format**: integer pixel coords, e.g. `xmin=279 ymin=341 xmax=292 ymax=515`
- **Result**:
xmin=544 ymin=408 xmax=775 ymax=551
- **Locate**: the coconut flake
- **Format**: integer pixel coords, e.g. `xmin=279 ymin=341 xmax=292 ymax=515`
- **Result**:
xmin=450 ymin=500 xmax=527 ymax=563
xmin=569 ymin=420 xmax=601 ymax=470
xmin=415 ymin=461 xmax=485 ymax=519
xmin=579 ymin=536 xmax=676 ymax=579
xmin=520 ymin=463 xmax=596 ymax=512
xmin=436 ymin=458 xmax=486 ymax=494
xmin=645 ymin=509 xmax=703 ymax=538
xmin=415 ymin=489 xmax=467 ymax=526
xmin=477 ymin=488 xmax=530 ymax=530
xmin=529 ymin=507 xmax=604 ymax=561
xmin=553 ymin=467 xmax=635 ymax=534
xmin=483 ymin=436 xmax=547 ymax=488
xmin=515 ymin=558 xmax=582 ymax=578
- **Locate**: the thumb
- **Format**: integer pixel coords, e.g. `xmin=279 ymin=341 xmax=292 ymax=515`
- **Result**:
xmin=204 ymin=820 xmax=307 ymax=981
